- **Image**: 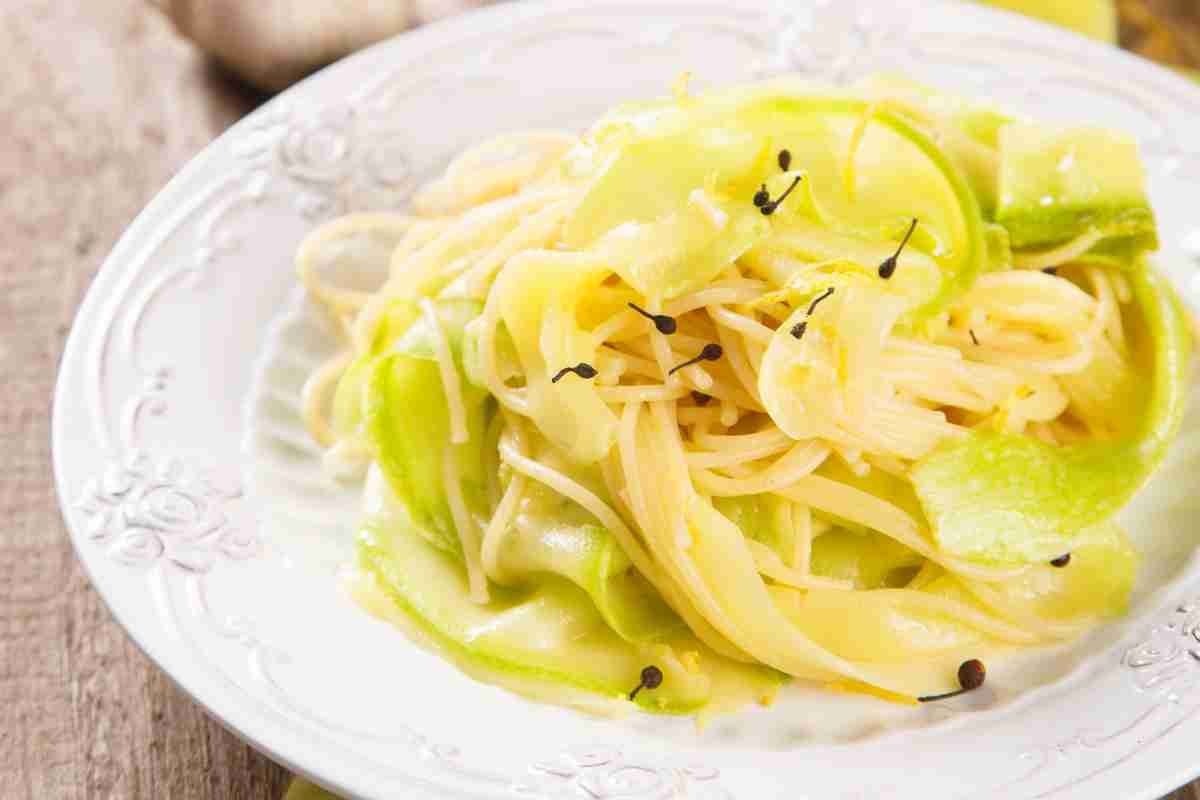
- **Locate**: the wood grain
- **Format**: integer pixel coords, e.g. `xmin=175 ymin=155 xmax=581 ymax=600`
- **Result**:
xmin=1120 ymin=0 xmax=1200 ymax=70
xmin=0 ymin=1 xmax=285 ymax=798
xmin=0 ymin=1 xmax=1197 ymax=798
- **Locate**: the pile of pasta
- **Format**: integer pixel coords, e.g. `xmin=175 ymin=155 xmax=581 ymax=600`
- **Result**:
xmin=297 ymin=78 xmax=1187 ymax=709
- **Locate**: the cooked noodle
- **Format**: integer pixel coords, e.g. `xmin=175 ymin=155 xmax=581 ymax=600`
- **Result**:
xmin=297 ymin=80 xmax=1179 ymax=705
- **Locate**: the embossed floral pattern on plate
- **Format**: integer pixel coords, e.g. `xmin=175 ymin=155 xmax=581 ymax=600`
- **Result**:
xmin=77 ymin=451 xmax=254 ymax=572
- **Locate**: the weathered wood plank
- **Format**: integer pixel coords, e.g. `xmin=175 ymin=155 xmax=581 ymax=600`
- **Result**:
xmin=0 ymin=2 xmax=283 ymax=798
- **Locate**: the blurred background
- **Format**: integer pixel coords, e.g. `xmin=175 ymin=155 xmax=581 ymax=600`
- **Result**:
xmin=2 ymin=1 xmax=1199 ymax=799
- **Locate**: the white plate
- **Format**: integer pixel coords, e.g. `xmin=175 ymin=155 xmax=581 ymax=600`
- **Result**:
xmin=53 ymin=1 xmax=1200 ymax=797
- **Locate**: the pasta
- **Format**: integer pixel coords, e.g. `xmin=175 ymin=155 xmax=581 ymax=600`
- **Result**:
xmin=298 ymin=76 xmax=1189 ymax=711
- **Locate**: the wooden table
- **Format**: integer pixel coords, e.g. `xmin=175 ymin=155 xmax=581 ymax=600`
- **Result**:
xmin=1 ymin=1 xmax=1196 ymax=798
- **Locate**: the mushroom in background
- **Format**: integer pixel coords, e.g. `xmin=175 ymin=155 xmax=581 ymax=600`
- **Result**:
xmin=151 ymin=0 xmax=493 ymax=92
